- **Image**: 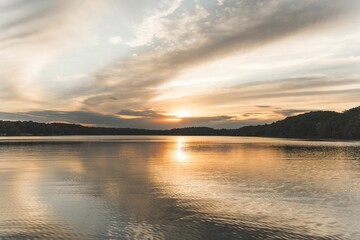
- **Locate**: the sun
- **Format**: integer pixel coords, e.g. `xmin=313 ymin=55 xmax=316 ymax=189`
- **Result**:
xmin=173 ymin=110 xmax=192 ymax=118
xmin=165 ymin=110 xmax=192 ymax=122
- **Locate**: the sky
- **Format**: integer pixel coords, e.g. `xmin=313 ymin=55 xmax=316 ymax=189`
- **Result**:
xmin=1 ymin=0 xmax=360 ymax=129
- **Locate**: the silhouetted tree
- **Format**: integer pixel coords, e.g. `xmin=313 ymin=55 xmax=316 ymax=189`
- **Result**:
xmin=0 ymin=106 xmax=360 ymax=139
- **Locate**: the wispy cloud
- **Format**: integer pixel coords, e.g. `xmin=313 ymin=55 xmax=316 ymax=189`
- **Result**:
xmin=0 ymin=0 xmax=109 ymax=109
xmin=166 ymin=75 xmax=360 ymax=112
xmin=85 ymin=0 xmax=360 ymax=114
xmin=0 ymin=110 xmax=244 ymax=129
xmin=126 ymin=0 xmax=184 ymax=47
xmin=1 ymin=0 xmax=360 ymax=128
xmin=117 ymin=109 xmax=165 ymax=118
xmin=109 ymin=36 xmax=123 ymax=45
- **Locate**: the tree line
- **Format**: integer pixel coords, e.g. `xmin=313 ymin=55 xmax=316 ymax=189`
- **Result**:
xmin=236 ymin=106 xmax=360 ymax=139
xmin=1 ymin=106 xmax=360 ymax=139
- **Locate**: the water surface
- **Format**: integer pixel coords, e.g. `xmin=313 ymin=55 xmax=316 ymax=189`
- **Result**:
xmin=0 ymin=136 xmax=359 ymax=239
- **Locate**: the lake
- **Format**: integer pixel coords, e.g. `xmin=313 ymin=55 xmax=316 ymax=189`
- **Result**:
xmin=0 ymin=136 xmax=359 ymax=240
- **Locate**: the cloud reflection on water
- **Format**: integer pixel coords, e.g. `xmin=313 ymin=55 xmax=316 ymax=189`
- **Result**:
xmin=0 ymin=136 xmax=359 ymax=239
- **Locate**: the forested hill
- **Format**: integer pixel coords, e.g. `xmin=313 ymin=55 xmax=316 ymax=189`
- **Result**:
xmin=0 ymin=106 xmax=360 ymax=139
xmin=0 ymin=121 xmax=218 ymax=136
xmin=236 ymin=107 xmax=360 ymax=139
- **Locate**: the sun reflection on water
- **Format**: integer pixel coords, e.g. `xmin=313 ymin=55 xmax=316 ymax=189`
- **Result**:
xmin=175 ymin=137 xmax=190 ymax=163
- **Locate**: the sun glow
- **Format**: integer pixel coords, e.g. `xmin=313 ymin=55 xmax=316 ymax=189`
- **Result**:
xmin=172 ymin=110 xmax=192 ymax=118
xmin=166 ymin=110 xmax=192 ymax=121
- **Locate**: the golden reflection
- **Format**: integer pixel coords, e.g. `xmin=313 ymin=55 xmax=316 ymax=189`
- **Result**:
xmin=152 ymin=138 xmax=360 ymax=236
xmin=174 ymin=137 xmax=190 ymax=163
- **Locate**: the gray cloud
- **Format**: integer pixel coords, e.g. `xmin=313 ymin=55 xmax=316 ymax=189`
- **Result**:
xmin=0 ymin=110 xmax=247 ymax=129
xmin=241 ymin=108 xmax=310 ymax=120
xmin=1 ymin=74 xmax=357 ymax=129
xmin=0 ymin=0 xmax=108 ymax=103
xmin=84 ymin=0 xmax=360 ymax=111
xmin=273 ymin=109 xmax=312 ymax=117
xmin=1 ymin=0 xmax=359 ymax=128
xmin=117 ymin=109 xmax=165 ymax=118
xmin=0 ymin=1 xmax=60 ymax=32
xmin=174 ymin=75 xmax=360 ymax=106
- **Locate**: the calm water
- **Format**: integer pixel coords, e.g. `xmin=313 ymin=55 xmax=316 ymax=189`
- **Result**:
xmin=0 ymin=136 xmax=359 ymax=240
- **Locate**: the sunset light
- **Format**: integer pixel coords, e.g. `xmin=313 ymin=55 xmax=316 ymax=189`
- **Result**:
xmin=172 ymin=110 xmax=192 ymax=119
xmin=175 ymin=137 xmax=189 ymax=163
xmin=1 ymin=1 xmax=360 ymax=239
xmin=0 ymin=0 xmax=359 ymax=129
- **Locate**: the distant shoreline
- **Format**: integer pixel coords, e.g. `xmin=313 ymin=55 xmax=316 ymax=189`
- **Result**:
xmin=1 ymin=106 xmax=360 ymax=140
xmin=0 ymin=134 xmax=358 ymax=142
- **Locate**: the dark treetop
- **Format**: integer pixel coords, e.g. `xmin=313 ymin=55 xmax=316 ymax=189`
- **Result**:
xmin=1 ymin=106 xmax=360 ymax=139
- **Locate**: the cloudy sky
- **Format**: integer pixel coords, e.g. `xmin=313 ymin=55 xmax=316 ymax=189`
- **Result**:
xmin=1 ymin=0 xmax=360 ymax=129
